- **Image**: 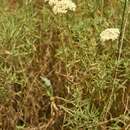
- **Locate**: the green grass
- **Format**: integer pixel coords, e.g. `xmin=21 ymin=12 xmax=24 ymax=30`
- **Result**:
xmin=0 ymin=0 xmax=130 ymax=130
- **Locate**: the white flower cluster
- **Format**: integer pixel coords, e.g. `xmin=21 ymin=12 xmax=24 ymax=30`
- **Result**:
xmin=45 ymin=0 xmax=76 ymax=14
xmin=100 ymin=28 xmax=120 ymax=42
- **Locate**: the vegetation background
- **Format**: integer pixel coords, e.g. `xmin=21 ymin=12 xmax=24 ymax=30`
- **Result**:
xmin=0 ymin=0 xmax=130 ymax=130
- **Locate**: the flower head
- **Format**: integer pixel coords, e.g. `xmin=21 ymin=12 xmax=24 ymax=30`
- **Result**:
xmin=45 ymin=0 xmax=58 ymax=6
xmin=100 ymin=28 xmax=120 ymax=42
xmin=45 ymin=0 xmax=76 ymax=14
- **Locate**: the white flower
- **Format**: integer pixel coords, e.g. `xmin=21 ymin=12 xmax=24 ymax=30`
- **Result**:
xmin=45 ymin=0 xmax=76 ymax=14
xmin=52 ymin=1 xmax=68 ymax=14
xmin=45 ymin=0 xmax=58 ymax=6
xmin=100 ymin=28 xmax=120 ymax=42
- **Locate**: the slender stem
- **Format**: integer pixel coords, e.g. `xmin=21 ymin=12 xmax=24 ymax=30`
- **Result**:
xmin=101 ymin=0 xmax=104 ymax=18
xmin=102 ymin=0 xmax=129 ymax=119
xmin=114 ymin=0 xmax=128 ymax=86
xmin=118 ymin=0 xmax=128 ymax=52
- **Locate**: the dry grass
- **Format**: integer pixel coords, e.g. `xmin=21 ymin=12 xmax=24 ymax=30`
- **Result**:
xmin=0 ymin=0 xmax=130 ymax=130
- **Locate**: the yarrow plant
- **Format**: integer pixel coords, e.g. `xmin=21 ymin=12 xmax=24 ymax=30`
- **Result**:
xmin=100 ymin=28 xmax=120 ymax=42
xmin=44 ymin=0 xmax=76 ymax=14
